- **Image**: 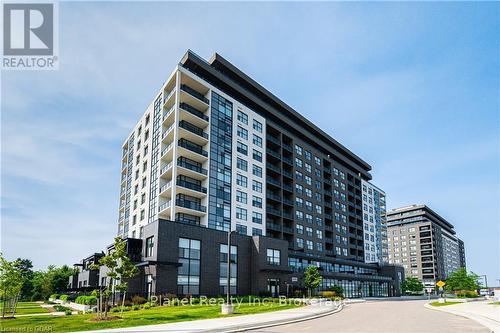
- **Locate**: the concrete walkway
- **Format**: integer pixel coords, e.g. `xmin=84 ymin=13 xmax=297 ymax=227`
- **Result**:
xmin=425 ymin=300 xmax=500 ymax=333
xmin=79 ymin=300 xmax=341 ymax=333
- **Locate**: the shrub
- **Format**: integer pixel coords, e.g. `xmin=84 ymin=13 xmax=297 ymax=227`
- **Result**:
xmin=53 ymin=305 xmax=70 ymax=312
xmin=110 ymin=307 xmax=120 ymax=313
xmin=49 ymin=294 xmax=59 ymax=300
xmin=320 ymin=291 xmax=336 ymax=299
xmin=456 ymin=290 xmax=478 ymax=298
xmin=132 ymin=295 xmax=147 ymax=305
xmin=143 ymin=303 xmax=151 ymax=310
xmin=59 ymin=295 xmax=69 ymax=302
xmin=75 ymin=295 xmax=97 ymax=305
xmin=132 ymin=305 xmax=140 ymax=310
xmin=64 ymin=309 xmax=72 ymax=316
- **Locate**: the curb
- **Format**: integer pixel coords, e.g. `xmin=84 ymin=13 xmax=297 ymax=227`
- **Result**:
xmin=423 ymin=302 xmax=497 ymax=333
xmin=209 ymin=303 xmax=344 ymax=333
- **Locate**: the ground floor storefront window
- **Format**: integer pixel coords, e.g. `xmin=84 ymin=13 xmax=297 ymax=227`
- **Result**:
xmin=321 ymin=278 xmax=389 ymax=298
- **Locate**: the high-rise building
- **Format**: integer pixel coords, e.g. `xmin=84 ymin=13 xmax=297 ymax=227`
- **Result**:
xmin=361 ymin=181 xmax=387 ymax=264
xmin=386 ymin=204 xmax=465 ymax=291
xmin=69 ymin=51 xmax=404 ymax=298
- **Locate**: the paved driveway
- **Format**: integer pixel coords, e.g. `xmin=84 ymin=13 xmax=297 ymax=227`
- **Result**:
xmin=250 ymin=300 xmax=490 ymax=333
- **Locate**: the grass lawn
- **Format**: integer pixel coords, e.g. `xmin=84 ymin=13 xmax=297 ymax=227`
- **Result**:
xmin=0 ymin=301 xmax=301 ymax=332
xmin=430 ymin=301 xmax=462 ymax=307
xmin=0 ymin=302 xmax=50 ymax=315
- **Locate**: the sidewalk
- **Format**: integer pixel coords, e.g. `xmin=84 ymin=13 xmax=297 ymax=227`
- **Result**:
xmin=425 ymin=300 xmax=500 ymax=333
xmin=79 ymin=299 xmax=342 ymax=333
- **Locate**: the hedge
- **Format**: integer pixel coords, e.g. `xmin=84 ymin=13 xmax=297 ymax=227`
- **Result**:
xmin=75 ymin=295 xmax=97 ymax=305
xmin=59 ymin=295 xmax=69 ymax=301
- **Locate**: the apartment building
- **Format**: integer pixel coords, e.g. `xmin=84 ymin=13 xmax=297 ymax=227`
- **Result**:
xmin=361 ymin=181 xmax=387 ymax=264
xmin=71 ymin=50 xmax=404 ymax=298
xmin=386 ymin=205 xmax=466 ymax=291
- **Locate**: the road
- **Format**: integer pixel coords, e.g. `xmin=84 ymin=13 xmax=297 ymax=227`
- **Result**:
xmin=249 ymin=300 xmax=490 ymax=333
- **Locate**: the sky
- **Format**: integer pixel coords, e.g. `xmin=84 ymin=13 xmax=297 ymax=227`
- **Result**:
xmin=1 ymin=2 xmax=499 ymax=285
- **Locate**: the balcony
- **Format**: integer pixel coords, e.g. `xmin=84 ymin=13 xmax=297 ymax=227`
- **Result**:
xmin=158 ymin=200 xmax=172 ymax=213
xmin=282 ymin=143 xmax=293 ymax=152
xmin=266 ymin=177 xmax=282 ymax=188
xmin=161 ymin=123 xmax=175 ymax=143
xmin=177 ymin=158 xmax=207 ymax=178
xmin=176 ymin=198 xmax=206 ymax=213
xmin=267 ymin=223 xmax=282 ymax=231
xmin=266 ymin=148 xmax=281 ymax=160
xmin=266 ymin=192 xmax=281 ymax=202
xmin=179 ymin=102 xmax=209 ymax=128
xmin=283 ymin=225 xmax=293 ymax=234
xmin=161 ymin=142 xmax=174 ymax=161
xmin=282 ymin=169 xmax=292 ymax=179
xmin=177 ymin=179 xmax=207 ymax=195
xmin=163 ymin=89 xmax=175 ymax=106
xmin=282 ymin=156 xmax=293 ymax=165
xmin=266 ymin=162 xmax=281 ymax=174
xmin=267 ymin=135 xmax=280 ymax=146
xmin=282 ymin=211 xmax=293 ymax=220
xmin=178 ymin=139 xmax=208 ymax=162
xmin=162 ymin=105 xmax=175 ymax=124
xmin=283 ymin=197 xmax=293 ymax=206
xmin=159 ymin=181 xmax=172 ymax=196
xmin=180 ymin=84 xmax=209 ymax=104
xmin=178 ymin=120 xmax=208 ymax=146
xmin=282 ymin=183 xmax=293 ymax=192
xmin=267 ymin=207 xmax=281 ymax=217
xmin=159 ymin=162 xmax=173 ymax=178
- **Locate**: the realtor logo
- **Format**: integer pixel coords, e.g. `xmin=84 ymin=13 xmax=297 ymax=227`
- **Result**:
xmin=2 ymin=2 xmax=58 ymax=70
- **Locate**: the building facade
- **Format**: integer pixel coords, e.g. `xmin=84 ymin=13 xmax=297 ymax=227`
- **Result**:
xmin=70 ymin=50 xmax=403 ymax=298
xmin=386 ymin=205 xmax=465 ymax=291
xmin=361 ymin=181 xmax=387 ymax=264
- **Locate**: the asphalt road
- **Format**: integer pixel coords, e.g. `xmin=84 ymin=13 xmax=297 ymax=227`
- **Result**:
xmin=249 ymin=300 xmax=490 ymax=333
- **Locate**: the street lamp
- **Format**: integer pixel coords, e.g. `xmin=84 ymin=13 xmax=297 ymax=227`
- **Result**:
xmin=222 ymin=229 xmax=236 ymax=314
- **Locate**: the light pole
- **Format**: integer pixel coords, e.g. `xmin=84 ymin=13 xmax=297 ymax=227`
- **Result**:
xmin=222 ymin=229 xmax=236 ymax=314
xmin=480 ymin=275 xmax=488 ymax=289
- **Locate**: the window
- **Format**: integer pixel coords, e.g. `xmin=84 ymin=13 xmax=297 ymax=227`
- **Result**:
xmin=237 ymin=157 xmax=248 ymax=172
xmin=178 ymin=238 xmax=200 ymax=295
xmin=253 ymin=134 xmax=262 ymax=148
xmin=306 ymin=227 xmax=313 ymax=237
xmin=305 ymin=188 xmax=312 ymax=197
xmin=295 ymin=158 xmax=303 ymax=168
xmin=252 ymin=212 xmax=262 ymax=224
xmin=253 ymin=119 xmax=263 ymax=133
xmin=140 ymin=209 xmax=145 ymax=220
xmin=142 ymin=177 xmax=147 ymax=188
xmin=295 ymin=184 xmax=303 ymax=195
xmin=144 ymin=145 xmax=148 ymax=156
xmin=296 ymin=224 xmax=304 ymax=234
xmin=236 ymin=207 xmax=247 ymax=220
xmin=304 ymin=150 xmax=312 ymax=160
xmin=236 ymin=174 xmax=247 ymax=187
xmin=305 ymin=163 xmax=312 ymax=173
xmin=252 ymin=228 xmax=262 ymax=236
xmin=316 ymin=230 xmax=323 ymax=239
xmin=145 ymin=236 xmax=154 ymax=257
xmin=253 ymin=149 xmax=262 ymax=162
xmin=297 ymin=238 xmax=304 ymax=248
xmin=295 ymin=144 xmax=303 ymax=155
xmin=143 ymin=161 xmax=147 ymax=173
xmin=305 ymin=176 xmax=312 ymax=185
xmin=316 ymin=243 xmax=323 ymax=251
xmin=306 ymin=214 xmax=313 ymax=223
xmin=296 ymin=210 xmax=304 ymax=220
xmin=141 ymin=193 xmax=146 ymax=204
xmin=219 ymin=244 xmax=237 ymax=295
xmin=266 ymin=249 xmax=281 ymax=265
xmin=252 ymin=165 xmax=262 ymax=178
xmin=237 ymin=110 xmax=248 ymax=124
xmin=236 ymin=224 xmax=247 ymax=235
xmin=236 ymin=190 xmax=247 ymax=204
xmin=314 ymin=156 xmax=321 ymax=166
xmin=237 ymin=142 xmax=248 ymax=155
xmin=306 ymin=240 xmax=313 ymax=250
xmin=296 ymin=197 xmax=303 ymax=207
xmin=252 ymin=180 xmax=262 ymax=193
xmin=237 ymin=126 xmax=248 ymax=140
xmin=295 ymin=171 xmax=303 ymax=181
xmin=305 ymin=201 xmax=313 ymax=211
xmin=252 ymin=196 xmax=262 ymax=208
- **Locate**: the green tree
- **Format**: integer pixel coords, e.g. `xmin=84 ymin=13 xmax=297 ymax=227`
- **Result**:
xmin=445 ymin=268 xmax=480 ymax=292
xmin=12 ymin=258 xmax=33 ymax=300
xmin=0 ymin=254 xmax=23 ymax=318
xmin=93 ymin=237 xmax=139 ymax=318
xmin=328 ymin=285 xmax=344 ymax=298
xmin=303 ymin=266 xmax=322 ymax=297
xmin=401 ymin=277 xmax=424 ymax=295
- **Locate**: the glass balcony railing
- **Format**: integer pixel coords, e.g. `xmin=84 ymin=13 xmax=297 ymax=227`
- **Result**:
xmin=178 ymin=139 xmax=208 ymax=157
xmin=160 ymin=162 xmax=173 ymax=175
xmin=179 ymin=120 xmax=208 ymax=139
xmin=158 ymin=200 xmax=172 ymax=212
xmin=177 ymin=158 xmax=208 ymax=175
xmin=179 ymin=103 xmax=209 ymax=121
xmin=159 ymin=181 xmax=172 ymax=193
xmin=163 ymin=105 xmax=175 ymax=121
xmin=177 ymin=179 xmax=207 ymax=194
xmin=176 ymin=198 xmax=206 ymax=212
xmin=180 ymin=84 xmax=209 ymax=104
xmin=163 ymin=89 xmax=175 ymax=104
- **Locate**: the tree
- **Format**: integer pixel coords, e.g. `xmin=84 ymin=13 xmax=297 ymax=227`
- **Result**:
xmin=401 ymin=277 xmax=424 ymax=295
xmin=12 ymin=258 xmax=33 ymax=301
xmin=445 ymin=268 xmax=480 ymax=292
xmin=93 ymin=237 xmax=139 ymax=318
xmin=303 ymin=266 xmax=322 ymax=297
xmin=0 ymin=254 xmax=23 ymax=318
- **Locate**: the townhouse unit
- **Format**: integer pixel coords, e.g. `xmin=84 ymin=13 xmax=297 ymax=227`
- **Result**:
xmin=386 ymin=205 xmax=466 ymax=291
xmin=70 ymin=50 xmax=403 ymax=298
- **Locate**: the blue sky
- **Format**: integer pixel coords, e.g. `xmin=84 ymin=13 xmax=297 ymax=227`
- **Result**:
xmin=2 ymin=2 xmax=499 ymax=284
